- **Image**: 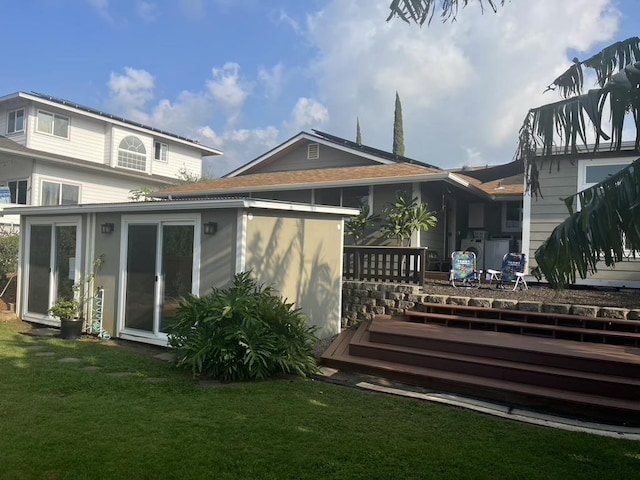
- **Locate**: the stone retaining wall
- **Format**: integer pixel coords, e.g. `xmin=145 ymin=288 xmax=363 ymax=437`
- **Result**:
xmin=341 ymin=281 xmax=639 ymax=327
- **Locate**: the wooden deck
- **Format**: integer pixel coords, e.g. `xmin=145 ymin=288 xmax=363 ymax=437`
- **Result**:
xmin=322 ymin=315 xmax=640 ymax=425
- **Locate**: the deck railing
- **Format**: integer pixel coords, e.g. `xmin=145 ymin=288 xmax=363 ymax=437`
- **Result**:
xmin=343 ymin=246 xmax=427 ymax=286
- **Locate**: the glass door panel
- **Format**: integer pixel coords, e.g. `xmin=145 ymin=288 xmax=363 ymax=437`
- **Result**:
xmin=55 ymin=226 xmax=77 ymax=300
xmin=160 ymin=225 xmax=194 ymax=333
xmin=27 ymin=225 xmax=52 ymax=314
xmin=124 ymin=225 xmax=157 ymax=331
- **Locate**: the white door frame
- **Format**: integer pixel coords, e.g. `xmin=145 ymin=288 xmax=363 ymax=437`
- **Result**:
xmin=117 ymin=213 xmax=201 ymax=345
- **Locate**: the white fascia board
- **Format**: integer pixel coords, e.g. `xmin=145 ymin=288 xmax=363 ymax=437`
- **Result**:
xmin=225 ymin=132 xmax=395 ymax=178
xmin=2 ymin=198 xmax=360 ymax=217
xmin=17 ymin=92 xmax=222 ymax=157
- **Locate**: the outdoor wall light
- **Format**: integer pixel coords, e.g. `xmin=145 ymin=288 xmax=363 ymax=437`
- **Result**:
xmin=203 ymin=221 xmax=218 ymax=235
xmin=101 ymin=223 xmax=115 ymax=234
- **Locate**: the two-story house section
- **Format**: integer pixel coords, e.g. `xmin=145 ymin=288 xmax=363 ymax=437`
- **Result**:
xmin=0 ymin=91 xmax=222 ymax=208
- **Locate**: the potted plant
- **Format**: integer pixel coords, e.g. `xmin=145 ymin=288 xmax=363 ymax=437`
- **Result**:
xmin=49 ymin=299 xmax=82 ymax=340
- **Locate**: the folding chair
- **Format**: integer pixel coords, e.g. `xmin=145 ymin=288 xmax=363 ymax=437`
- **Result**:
xmin=486 ymin=253 xmax=528 ymax=290
xmin=449 ymin=251 xmax=481 ymax=288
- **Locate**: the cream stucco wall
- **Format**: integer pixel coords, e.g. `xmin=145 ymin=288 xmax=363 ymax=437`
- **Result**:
xmin=244 ymin=211 xmax=344 ymax=338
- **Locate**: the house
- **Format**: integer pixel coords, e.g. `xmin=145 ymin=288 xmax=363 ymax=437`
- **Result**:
xmin=523 ymin=144 xmax=640 ymax=288
xmin=0 ymin=91 xmax=221 ymax=211
xmin=155 ymin=130 xmax=524 ymax=272
xmin=8 ymin=198 xmax=355 ymax=344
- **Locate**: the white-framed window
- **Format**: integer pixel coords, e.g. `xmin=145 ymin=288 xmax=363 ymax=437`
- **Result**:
xmin=41 ymin=180 xmax=80 ymax=206
xmin=577 ymin=158 xmax=634 ymax=255
xmin=501 ymin=201 xmax=522 ymax=232
xmin=7 ymin=108 xmax=24 ymax=134
xmin=36 ymin=110 xmax=69 ymax=138
xmin=118 ymin=136 xmax=147 ymax=171
xmin=154 ymin=142 xmax=168 ymax=162
xmin=8 ymin=179 xmax=28 ymax=204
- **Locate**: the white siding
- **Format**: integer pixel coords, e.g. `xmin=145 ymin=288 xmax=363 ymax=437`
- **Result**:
xmin=26 ymin=103 xmax=108 ymax=164
xmin=151 ymin=141 xmax=202 ymax=179
xmin=0 ymin=100 xmax=28 ymax=145
xmin=244 ymin=141 xmax=380 ymax=175
xmin=528 ymin=154 xmax=640 ymax=287
xmin=32 ymin=162 xmax=166 ymax=204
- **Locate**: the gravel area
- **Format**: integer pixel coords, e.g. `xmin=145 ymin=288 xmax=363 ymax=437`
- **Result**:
xmin=423 ymin=279 xmax=640 ymax=310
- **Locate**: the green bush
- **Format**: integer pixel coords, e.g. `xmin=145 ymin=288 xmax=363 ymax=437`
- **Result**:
xmin=0 ymin=235 xmax=19 ymax=280
xmin=166 ymin=272 xmax=319 ymax=382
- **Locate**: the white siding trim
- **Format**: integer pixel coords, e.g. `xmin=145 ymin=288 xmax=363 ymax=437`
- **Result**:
xmin=522 ymin=189 xmax=531 ymax=261
xmin=235 ymin=210 xmax=247 ymax=273
xmin=337 ymin=218 xmax=345 ymax=335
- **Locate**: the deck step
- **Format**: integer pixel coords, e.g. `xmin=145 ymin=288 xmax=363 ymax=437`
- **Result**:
xmin=368 ymin=318 xmax=640 ymax=378
xmin=353 ymin=326 xmax=640 ymax=400
xmin=321 ymin=319 xmax=640 ymax=424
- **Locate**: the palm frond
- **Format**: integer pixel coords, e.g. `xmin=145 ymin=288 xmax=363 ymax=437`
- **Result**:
xmin=544 ymin=37 xmax=640 ymax=98
xmin=534 ymin=158 xmax=640 ymax=289
xmin=386 ymin=0 xmax=504 ymax=26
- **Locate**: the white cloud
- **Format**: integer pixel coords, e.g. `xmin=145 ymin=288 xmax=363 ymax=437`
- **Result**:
xmin=272 ymin=9 xmax=302 ymax=34
xmin=86 ymin=0 xmax=112 ymax=21
xmin=258 ymin=64 xmax=286 ymax=100
xmin=288 ymin=97 xmax=329 ymax=132
xmin=206 ymin=63 xmax=253 ymax=124
xmin=306 ymin=0 xmax=621 ymax=168
xmin=179 ymin=0 xmax=205 ymax=19
xmin=136 ymin=1 xmax=158 ymax=22
xmin=108 ymin=68 xmax=156 ymax=121
xmin=203 ymin=126 xmax=280 ymax=177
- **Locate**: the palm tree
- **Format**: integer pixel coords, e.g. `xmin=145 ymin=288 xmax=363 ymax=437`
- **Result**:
xmin=386 ymin=0 xmax=505 ymax=25
xmin=516 ymin=37 xmax=640 ymax=288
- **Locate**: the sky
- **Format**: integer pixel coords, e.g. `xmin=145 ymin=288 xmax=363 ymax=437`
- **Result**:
xmin=2 ymin=0 xmax=638 ymax=177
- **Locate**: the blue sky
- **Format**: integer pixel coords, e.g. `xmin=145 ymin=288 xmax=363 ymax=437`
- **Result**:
xmin=2 ymin=0 xmax=638 ymax=177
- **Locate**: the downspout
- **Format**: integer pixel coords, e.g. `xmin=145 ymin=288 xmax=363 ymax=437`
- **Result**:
xmin=442 ymin=184 xmax=447 ymax=258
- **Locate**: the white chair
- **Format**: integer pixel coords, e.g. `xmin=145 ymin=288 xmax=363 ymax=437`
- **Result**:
xmin=486 ymin=253 xmax=528 ymax=290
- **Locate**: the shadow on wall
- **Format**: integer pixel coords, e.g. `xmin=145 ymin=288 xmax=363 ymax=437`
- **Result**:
xmin=246 ymin=217 xmax=340 ymax=339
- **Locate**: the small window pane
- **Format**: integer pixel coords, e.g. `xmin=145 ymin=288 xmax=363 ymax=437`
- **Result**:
xmin=9 ymin=180 xmax=28 ymax=204
xmin=42 ymin=181 xmax=60 ymax=206
xmin=53 ymin=115 xmax=69 ymax=138
xmin=37 ymin=111 xmax=54 ymax=134
xmin=155 ymin=142 xmax=168 ymax=162
xmin=585 ymin=164 xmax=628 ymax=184
xmin=342 ymin=186 xmax=369 ymax=208
xmin=8 ymin=109 xmax=24 ymax=133
xmin=61 ymin=184 xmax=79 ymax=205
xmin=315 ymin=188 xmax=342 ymax=206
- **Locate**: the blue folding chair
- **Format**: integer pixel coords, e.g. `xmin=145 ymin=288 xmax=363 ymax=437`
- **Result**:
xmin=487 ymin=253 xmax=528 ymax=290
xmin=449 ymin=251 xmax=481 ymax=288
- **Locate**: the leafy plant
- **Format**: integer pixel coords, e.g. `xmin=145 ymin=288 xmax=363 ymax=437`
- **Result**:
xmin=166 ymin=272 xmax=319 ymax=382
xmin=0 ymin=234 xmax=19 ymax=281
xmin=381 ymin=191 xmax=438 ymax=246
xmin=345 ymin=204 xmax=379 ymax=245
xmin=48 ymin=299 xmax=80 ymax=320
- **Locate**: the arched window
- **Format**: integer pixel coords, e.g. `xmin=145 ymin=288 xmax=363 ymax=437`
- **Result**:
xmin=118 ymin=136 xmax=147 ymax=171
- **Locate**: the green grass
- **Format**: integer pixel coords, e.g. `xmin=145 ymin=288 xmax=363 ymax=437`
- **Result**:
xmin=1 ymin=321 xmax=639 ymax=480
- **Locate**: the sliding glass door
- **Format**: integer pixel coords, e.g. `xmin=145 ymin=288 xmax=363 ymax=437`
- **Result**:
xmin=120 ymin=216 xmax=198 ymax=342
xmin=25 ymin=220 xmax=79 ymax=319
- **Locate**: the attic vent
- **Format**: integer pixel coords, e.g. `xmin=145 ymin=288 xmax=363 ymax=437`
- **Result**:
xmin=307 ymin=143 xmax=320 ymax=160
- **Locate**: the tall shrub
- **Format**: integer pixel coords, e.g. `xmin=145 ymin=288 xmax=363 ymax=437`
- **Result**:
xmin=166 ymin=272 xmax=319 ymax=382
xmin=0 ymin=235 xmax=19 ymax=281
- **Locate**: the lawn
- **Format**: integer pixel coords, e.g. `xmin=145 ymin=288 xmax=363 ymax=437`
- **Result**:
xmin=1 ymin=321 xmax=638 ymax=480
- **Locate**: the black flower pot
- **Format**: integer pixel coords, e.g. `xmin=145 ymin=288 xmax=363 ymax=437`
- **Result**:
xmin=60 ymin=318 xmax=84 ymax=340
